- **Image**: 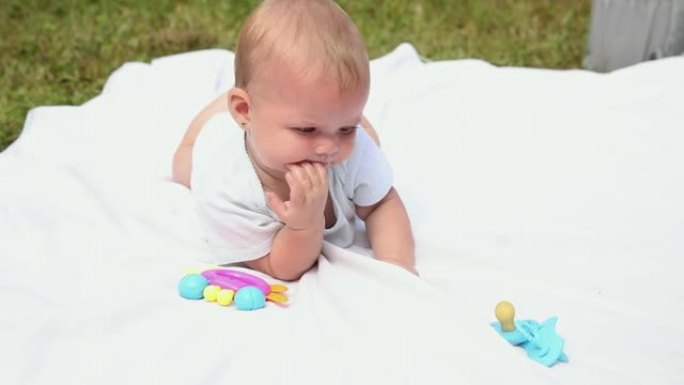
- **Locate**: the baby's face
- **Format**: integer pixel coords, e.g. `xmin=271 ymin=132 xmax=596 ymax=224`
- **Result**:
xmin=244 ymin=64 xmax=367 ymax=177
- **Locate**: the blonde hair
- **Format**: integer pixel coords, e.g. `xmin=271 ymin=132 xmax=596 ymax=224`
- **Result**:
xmin=234 ymin=0 xmax=369 ymax=94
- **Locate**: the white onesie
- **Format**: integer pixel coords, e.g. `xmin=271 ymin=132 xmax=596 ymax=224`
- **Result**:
xmin=191 ymin=112 xmax=393 ymax=264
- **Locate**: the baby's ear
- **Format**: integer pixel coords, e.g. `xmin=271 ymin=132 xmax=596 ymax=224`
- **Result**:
xmin=227 ymin=87 xmax=251 ymax=129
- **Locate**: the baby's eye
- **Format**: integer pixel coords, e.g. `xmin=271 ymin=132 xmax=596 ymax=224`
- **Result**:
xmin=338 ymin=126 xmax=357 ymax=135
xmin=294 ymin=127 xmax=316 ymax=135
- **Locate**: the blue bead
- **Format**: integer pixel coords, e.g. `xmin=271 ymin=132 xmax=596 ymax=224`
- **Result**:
xmin=234 ymin=286 xmax=266 ymax=311
xmin=178 ymin=274 xmax=209 ymax=299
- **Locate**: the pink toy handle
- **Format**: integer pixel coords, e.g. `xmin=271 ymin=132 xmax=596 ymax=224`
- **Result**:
xmin=201 ymin=269 xmax=271 ymax=295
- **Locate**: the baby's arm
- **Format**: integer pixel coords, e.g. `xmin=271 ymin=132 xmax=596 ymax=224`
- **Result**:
xmin=172 ymin=92 xmax=229 ymax=187
xmin=246 ymin=163 xmax=328 ymax=281
xmin=245 ymin=223 xmax=323 ymax=281
xmin=357 ymin=187 xmax=417 ymax=275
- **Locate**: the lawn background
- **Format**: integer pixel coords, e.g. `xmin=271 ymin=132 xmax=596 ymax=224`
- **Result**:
xmin=0 ymin=0 xmax=591 ymax=152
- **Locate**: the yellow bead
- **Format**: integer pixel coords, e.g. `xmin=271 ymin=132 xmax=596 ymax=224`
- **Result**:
xmin=203 ymin=285 xmax=221 ymax=302
xmin=216 ymin=289 xmax=235 ymax=306
xmin=495 ymin=301 xmax=516 ymax=332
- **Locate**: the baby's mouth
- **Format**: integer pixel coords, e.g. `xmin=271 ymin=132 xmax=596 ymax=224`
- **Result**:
xmin=294 ymin=159 xmax=331 ymax=168
xmin=317 ymin=156 xmax=332 ymax=167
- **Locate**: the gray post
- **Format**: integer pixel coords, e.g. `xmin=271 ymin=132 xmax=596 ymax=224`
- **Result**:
xmin=584 ymin=0 xmax=684 ymax=72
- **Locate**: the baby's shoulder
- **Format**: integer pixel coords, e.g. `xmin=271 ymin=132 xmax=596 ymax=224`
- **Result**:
xmin=335 ymin=127 xmax=380 ymax=175
xmin=192 ymin=116 xmax=263 ymax=208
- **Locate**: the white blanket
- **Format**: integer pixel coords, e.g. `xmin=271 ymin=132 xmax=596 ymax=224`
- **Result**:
xmin=1 ymin=44 xmax=683 ymax=384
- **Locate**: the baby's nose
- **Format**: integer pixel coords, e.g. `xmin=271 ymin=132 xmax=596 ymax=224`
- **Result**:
xmin=314 ymin=136 xmax=339 ymax=156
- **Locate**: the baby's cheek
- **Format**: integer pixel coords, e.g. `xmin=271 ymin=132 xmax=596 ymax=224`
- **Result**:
xmin=254 ymin=144 xmax=283 ymax=170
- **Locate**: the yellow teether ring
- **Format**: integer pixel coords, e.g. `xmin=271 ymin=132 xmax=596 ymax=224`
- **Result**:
xmin=216 ymin=289 xmax=235 ymax=306
xmin=495 ymin=301 xmax=516 ymax=332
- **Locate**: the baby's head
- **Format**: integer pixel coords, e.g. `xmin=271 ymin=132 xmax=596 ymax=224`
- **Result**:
xmin=234 ymin=0 xmax=369 ymax=96
xmin=228 ymin=0 xmax=370 ymax=175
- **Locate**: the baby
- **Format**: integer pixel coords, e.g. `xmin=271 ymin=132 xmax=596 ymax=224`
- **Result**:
xmin=173 ymin=0 xmax=416 ymax=280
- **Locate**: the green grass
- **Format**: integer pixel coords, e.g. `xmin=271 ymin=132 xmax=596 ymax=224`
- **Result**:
xmin=0 ymin=0 xmax=591 ymax=152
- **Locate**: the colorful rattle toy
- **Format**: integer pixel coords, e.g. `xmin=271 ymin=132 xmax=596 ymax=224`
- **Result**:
xmin=178 ymin=268 xmax=288 ymax=311
xmin=491 ymin=301 xmax=568 ymax=367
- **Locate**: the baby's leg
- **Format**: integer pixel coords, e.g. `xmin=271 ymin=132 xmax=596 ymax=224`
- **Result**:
xmin=172 ymin=144 xmax=193 ymax=188
xmin=361 ymin=116 xmax=380 ymax=146
xmin=172 ymin=92 xmax=230 ymax=188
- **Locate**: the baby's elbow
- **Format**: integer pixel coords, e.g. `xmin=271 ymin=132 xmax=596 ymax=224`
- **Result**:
xmin=272 ymin=270 xmax=305 ymax=282
xmin=245 ymin=254 xmax=306 ymax=282
xmin=270 ymin=262 xmax=308 ymax=282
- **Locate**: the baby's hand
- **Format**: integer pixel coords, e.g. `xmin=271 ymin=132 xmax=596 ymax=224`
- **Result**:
xmin=266 ymin=162 xmax=328 ymax=231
